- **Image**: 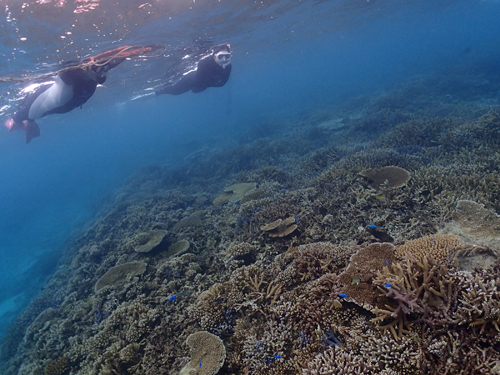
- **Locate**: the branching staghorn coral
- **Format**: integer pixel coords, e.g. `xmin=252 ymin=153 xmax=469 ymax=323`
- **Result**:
xmin=421 ymin=330 xmax=500 ymax=375
xmin=371 ymin=255 xmax=455 ymax=339
xmin=244 ymin=271 xmax=282 ymax=305
xmin=302 ymin=346 xmax=378 ymax=375
xmin=453 ymin=267 xmax=500 ymax=333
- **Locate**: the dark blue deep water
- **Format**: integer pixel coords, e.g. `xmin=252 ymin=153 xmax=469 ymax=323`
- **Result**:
xmin=0 ymin=0 xmax=500 ymax=367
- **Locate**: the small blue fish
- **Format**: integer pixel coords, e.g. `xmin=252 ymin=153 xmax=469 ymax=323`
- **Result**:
xmin=169 ymin=296 xmax=177 ymax=302
xmin=274 ymin=355 xmax=282 ymax=359
xmin=339 ymin=293 xmax=348 ymax=298
xmin=368 ymin=224 xmax=377 ymax=229
xmin=386 ymin=260 xmax=389 ymax=265
xmin=227 ymin=259 xmax=231 ymax=264
xmin=199 ymin=361 xmax=202 ymax=368
xmin=384 ymin=283 xmax=392 ymax=288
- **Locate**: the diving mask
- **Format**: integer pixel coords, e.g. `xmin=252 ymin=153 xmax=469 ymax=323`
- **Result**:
xmin=214 ymin=50 xmax=231 ymax=69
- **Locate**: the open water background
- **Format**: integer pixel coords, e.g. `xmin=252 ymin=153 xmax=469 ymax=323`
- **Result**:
xmin=0 ymin=0 xmax=499 ymax=340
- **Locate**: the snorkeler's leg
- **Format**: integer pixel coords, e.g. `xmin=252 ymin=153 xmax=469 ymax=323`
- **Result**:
xmin=5 ymin=84 xmax=50 ymax=132
xmin=5 ymin=101 xmax=32 ymax=131
xmin=156 ymin=73 xmax=196 ymax=96
xmin=4 ymin=118 xmax=40 ymax=143
xmin=24 ymin=120 xmax=40 ymax=144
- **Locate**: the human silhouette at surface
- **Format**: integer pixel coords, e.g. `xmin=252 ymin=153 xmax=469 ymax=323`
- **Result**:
xmin=4 ymin=45 xmax=160 ymax=144
xmin=156 ymin=43 xmax=232 ymax=96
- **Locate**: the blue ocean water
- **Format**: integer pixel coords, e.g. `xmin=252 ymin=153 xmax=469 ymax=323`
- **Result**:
xmin=0 ymin=0 xmax=499 ymax=345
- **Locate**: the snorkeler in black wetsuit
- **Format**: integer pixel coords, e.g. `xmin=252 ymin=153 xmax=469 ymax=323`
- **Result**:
xmin=4 ymin=45 xmax=163 ymax=143
xmin=156 ymin=44 xmax=232 ymax=96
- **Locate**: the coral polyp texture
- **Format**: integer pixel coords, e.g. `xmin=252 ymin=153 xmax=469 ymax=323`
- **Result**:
xmin=2 ymin=73 xmax=500 ymax=375
xmin=394 ymin=234 xmax=462 ymax=263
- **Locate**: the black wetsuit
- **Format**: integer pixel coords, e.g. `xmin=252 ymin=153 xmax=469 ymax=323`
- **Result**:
xmin=12 ymin=56 xmax=125 ymax=124
xmin=156 ymin=55 xmax=232 ymax=96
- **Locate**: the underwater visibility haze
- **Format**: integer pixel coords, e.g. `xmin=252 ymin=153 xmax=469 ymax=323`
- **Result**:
xmin=1 ymin=0 xmax=500 ymax=374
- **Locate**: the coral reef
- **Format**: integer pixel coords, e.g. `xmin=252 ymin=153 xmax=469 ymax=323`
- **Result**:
xmin=371 ymin=255 xmax=454 ymax=339
xmin=2 ymin=70 xmax=500 ymax=375
xmin=454 ymin=267 xmax=500 ymax=333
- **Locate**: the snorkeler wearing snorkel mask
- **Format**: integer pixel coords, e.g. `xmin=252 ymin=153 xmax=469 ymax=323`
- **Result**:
xmin=4 ymin=45 xmax=161 ymax=143
xmin=156 ymin=43 xmax=232 ymax=96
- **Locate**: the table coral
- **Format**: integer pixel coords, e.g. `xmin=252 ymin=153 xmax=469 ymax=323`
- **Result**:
xmin=260 ymin=216 xmax=298 ymax=238
xmin=166 ymin=239 xmax=191 ymax=257
xmin=179 ymin=331 xmax=226 ymax=375
xmin=94 ymin=261 xmax=147 ymax=292
xmin=133 ymin=230 xmax=167 ymax=253
xmin=338 ymin=243 xmax=396 ymax=309
xmin=212 ymin=182 xmax=257 ymax=205
xmin=359 ymin=166 xmax=411 ymax=190
xmin=447 ymin=200 xmax=500 ymax=254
